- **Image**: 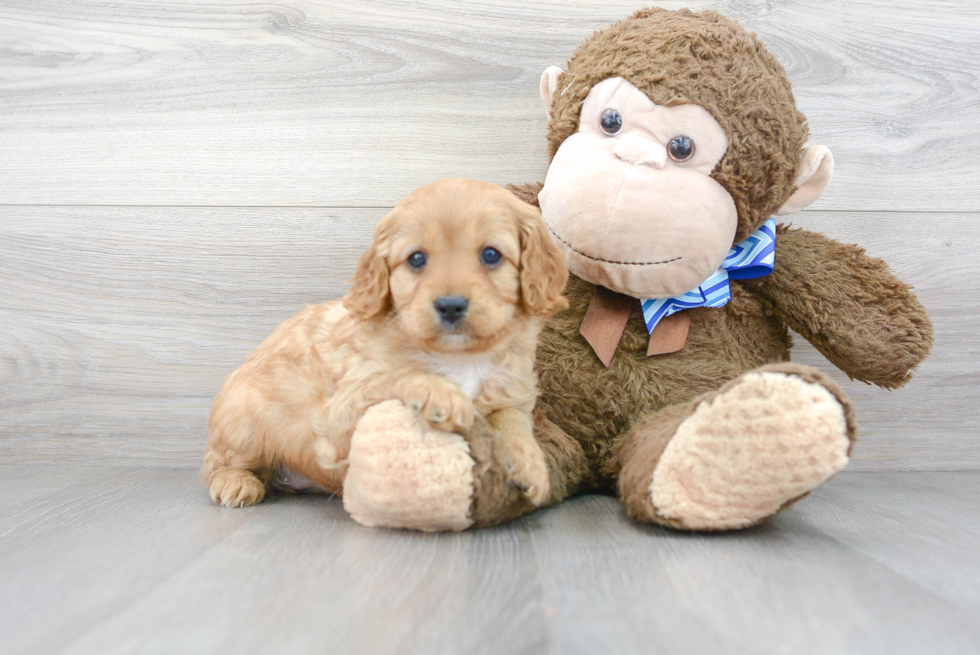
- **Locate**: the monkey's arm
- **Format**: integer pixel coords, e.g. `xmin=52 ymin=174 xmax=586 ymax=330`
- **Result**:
xmin=743 ymin=225 xmax=933 ymax=389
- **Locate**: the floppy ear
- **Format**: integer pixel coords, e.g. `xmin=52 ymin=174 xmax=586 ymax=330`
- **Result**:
xmin=516 ymin=199 xmax=569 ymax=317
xmin=344 ymin=235 xmax=391 ymax=321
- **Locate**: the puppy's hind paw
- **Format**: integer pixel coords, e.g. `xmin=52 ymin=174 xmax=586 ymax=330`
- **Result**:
xmin=510 ymin=468 xmax=549 ymax=506
xmin=209 ymin=469 xmax=266 ymax=507
xmin=498 ymin=441 xmax=550 ymax=506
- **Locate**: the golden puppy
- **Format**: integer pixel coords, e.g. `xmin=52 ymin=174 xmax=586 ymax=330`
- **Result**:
xmin=202 ymin=178 xmax=568 ymax=508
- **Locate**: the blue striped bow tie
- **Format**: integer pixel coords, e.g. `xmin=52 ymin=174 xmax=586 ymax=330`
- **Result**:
xmin=641 ymin=219 xmax=776 ymax=333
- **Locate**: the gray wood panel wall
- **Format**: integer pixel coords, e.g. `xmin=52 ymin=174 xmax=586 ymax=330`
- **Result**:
xmin=2 ymin=1 xmax=978 ymax=470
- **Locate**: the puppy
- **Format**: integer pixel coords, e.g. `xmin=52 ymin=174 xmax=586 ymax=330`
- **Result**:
xmin=202 ymin=178 xmax=568 ymax=508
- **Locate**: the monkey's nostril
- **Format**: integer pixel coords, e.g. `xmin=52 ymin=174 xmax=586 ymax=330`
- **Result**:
xmin=434 ymin=295 xmax=469 ymax=324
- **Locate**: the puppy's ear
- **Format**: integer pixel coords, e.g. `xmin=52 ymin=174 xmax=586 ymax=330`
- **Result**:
xmin=516 ymin=199 xmax=568 ymax=317
xmin=345 ymin=224 xmax=391 ymax=321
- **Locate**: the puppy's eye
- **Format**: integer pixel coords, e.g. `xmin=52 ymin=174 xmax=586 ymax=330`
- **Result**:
xmin=600 ymin=109 xmax=623 ymax=135
xmin=407 ymin=251 xmax=427 ymax=270
xmin=667 ymin=135 xmax=695 ymax=162
xmin=480 ymin=247 xmax=502 ymax=267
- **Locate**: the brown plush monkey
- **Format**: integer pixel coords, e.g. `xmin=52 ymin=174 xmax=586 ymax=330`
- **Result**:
xmin=342 ymin=8 xmax=933 ymax=531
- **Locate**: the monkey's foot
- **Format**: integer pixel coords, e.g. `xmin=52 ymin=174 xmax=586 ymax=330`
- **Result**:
xmin=343 ymin=400 xmax=475 ymax=532
xmin=650 ymin=365 xmax=853 ymax=530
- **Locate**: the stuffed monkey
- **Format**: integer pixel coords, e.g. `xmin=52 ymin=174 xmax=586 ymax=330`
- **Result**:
xmin=342 ymin=8 xmax=933 ymax=531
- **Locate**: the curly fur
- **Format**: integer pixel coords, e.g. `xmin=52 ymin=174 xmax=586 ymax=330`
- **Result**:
xmin=202 ymin=179 xmax=568 ymax=508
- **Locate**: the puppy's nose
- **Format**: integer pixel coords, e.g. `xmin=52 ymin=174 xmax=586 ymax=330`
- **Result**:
xmin=434 ymin=295 xmax=469 ymax=325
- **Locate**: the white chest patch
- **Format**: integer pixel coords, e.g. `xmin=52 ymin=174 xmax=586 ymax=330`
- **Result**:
xmin=417 ymin=352 xmax=501 ymax=399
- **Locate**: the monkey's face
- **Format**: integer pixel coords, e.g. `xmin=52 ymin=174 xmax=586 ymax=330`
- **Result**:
xmin=539 ymin=77 xmax=737 ymax=299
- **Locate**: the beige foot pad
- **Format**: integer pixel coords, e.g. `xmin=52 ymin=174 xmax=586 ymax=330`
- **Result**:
xmin=343 ymin=400 xmax=475 ymax=532
xmin=651 ymin=372 xmax=850 ymax=530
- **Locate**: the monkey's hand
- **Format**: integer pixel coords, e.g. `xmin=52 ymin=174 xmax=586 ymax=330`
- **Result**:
xmin=743 ymin=225 xmax=933 ymax=389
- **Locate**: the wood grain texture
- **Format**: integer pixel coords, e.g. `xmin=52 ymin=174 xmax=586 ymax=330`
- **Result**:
xmin=1 ymin=0 xmax=978 ymax=210
xmin=0 ymin=466 xmax=546 ymax=655
xmin=1 ymin=207 xmax=976 ymax=469
xmin=1 ymin=467 xmax=978 ymax=655
xmin=526 ymin=473 xmax=980 ymax=655
xmin=0 ymin=206 xmax=378 ymax=465
xmin=782 ymin=212 xmax=980 ymax=469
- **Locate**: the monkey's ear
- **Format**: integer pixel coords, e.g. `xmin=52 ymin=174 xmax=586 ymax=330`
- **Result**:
xmin=540 ymin=66 xmax=566 ymax=120
xmin=516 ymin=200 xmax=569 ymax=317
xmin=776 ymin=146 xmax=835 ymax=215
xmin=344 ymin=240 xmax=390 ymax=321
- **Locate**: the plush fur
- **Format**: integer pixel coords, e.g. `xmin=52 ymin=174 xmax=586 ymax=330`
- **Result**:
xmin=343 ymin=400 xmax=476 ymax=532
xmin=315 ymin=8 xmax=934 ymax=533
xmin=486 ymin=9 xmax=929 ymax=530
xmin=547 ymin=8 xmax=807 ymax=240
xmin=202 ymin=178 xmax=567 ymax=508
xmin=498 ymin=189 xmax=931 ymax=529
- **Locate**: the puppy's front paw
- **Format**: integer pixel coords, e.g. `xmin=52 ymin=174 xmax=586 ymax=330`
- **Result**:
xmin=496 ymin=436 xmax=550 ymax=506
xmin=395 ymin=374 xmax=474 ymax=432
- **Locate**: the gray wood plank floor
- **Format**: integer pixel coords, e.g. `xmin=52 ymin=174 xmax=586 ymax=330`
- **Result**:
xmin=2 ymin=467 xmax=978 ymax=655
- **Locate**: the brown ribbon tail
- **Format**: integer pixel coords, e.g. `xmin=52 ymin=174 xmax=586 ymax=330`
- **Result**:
xmin=580 ymin=286 xmax=634 ymax=367
xmin=647 ymin=312 xmax=690 ymax=356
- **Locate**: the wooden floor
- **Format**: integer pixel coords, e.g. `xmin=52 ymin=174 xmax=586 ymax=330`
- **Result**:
xmin=2 ymin=468 xmax=978 ymax=655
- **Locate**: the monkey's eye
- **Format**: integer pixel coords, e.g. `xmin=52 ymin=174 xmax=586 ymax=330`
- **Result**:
xmin=600 ymin=109 xmax=623 ymax=135
xmin=407 ymin=251 xmax=427 ymax=270
xmin=480 ymin=247 xmax=502 ymax=267
xmin=667 ymin=136 xmax=696 ymax=162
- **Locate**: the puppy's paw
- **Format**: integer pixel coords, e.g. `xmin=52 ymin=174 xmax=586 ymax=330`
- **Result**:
xmin=395 ymin=374 xmax=475 ymax=432
xmin=209 ymin=469 xmax=266 ymax=507
xmin=496 ymin=436 xmax=550 ymax=506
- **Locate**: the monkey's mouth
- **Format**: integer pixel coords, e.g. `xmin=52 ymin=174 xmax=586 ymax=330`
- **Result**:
xmin=546 ymin=223 xmax=682 ymax=267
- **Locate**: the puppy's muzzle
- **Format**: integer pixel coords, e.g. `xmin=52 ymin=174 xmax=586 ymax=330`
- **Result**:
xmin=434 ymin=295 xmax=468 ymax=327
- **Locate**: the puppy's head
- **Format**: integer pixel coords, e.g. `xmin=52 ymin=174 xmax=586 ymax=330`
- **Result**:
xmin=345 ymin=178 xmax=568 ymax=353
